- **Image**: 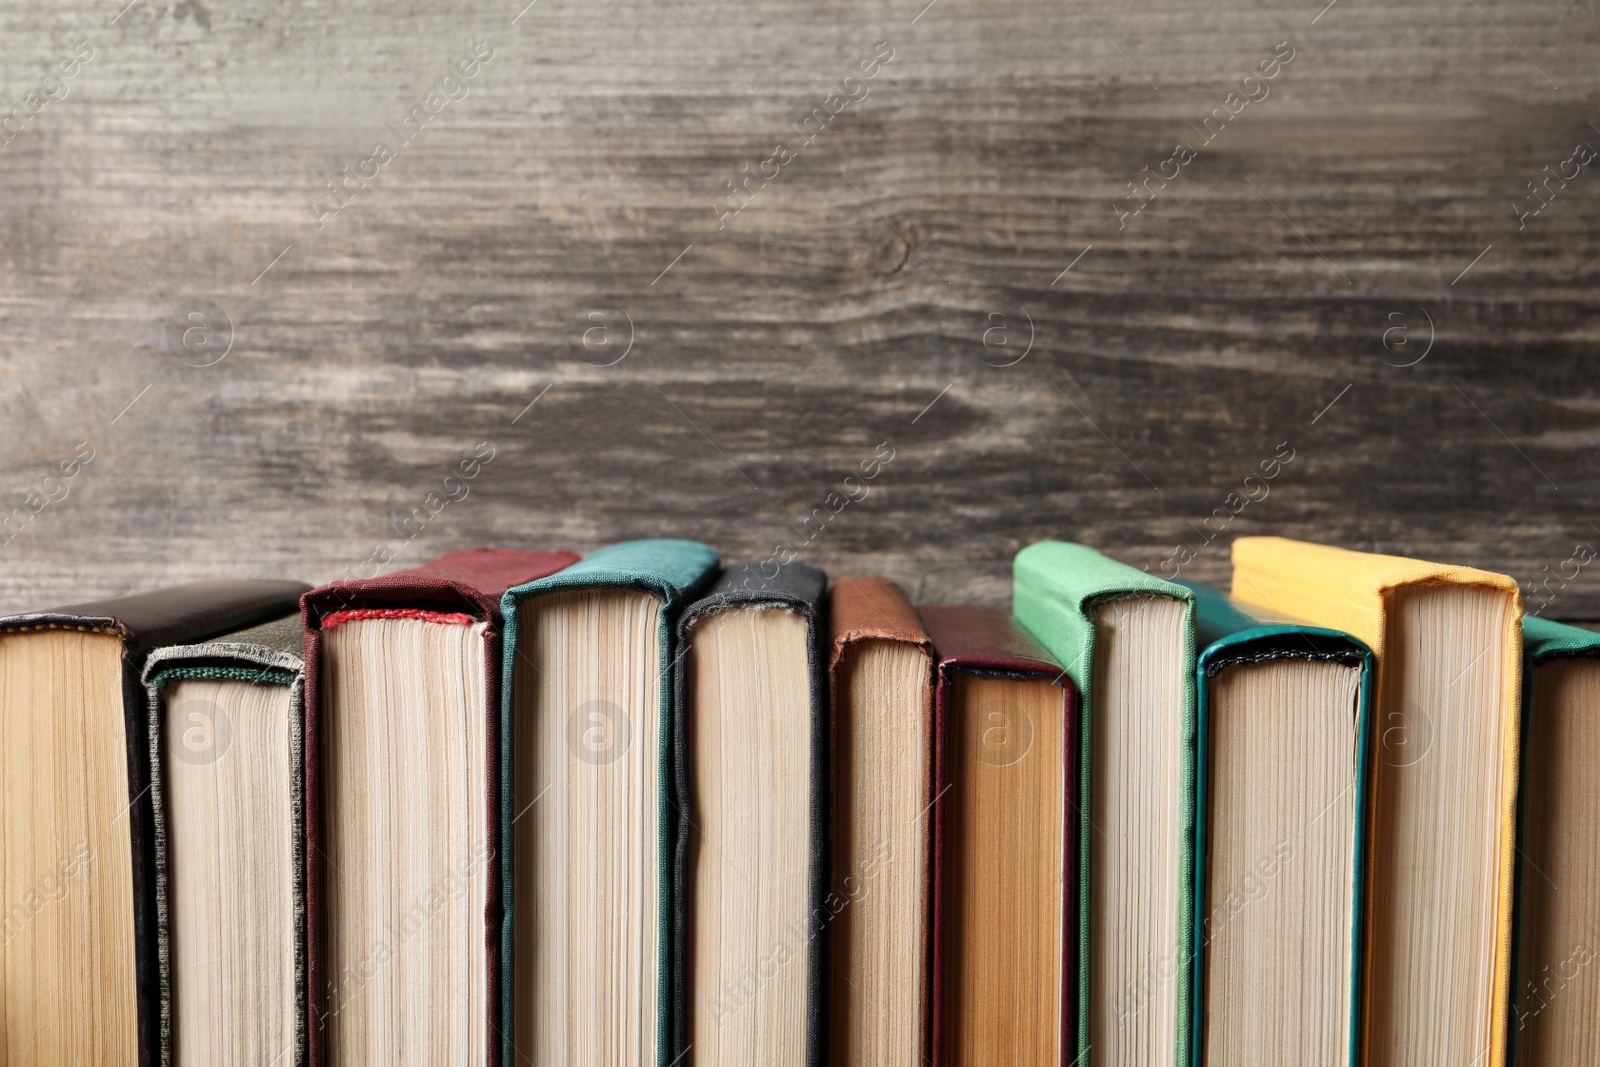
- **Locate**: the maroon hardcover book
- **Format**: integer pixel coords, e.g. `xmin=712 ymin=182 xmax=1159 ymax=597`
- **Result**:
xmin=920 ymin=604 xmax=1079 ymax=1067
xmin=301 ymin=548 xmax=578 ymax=1067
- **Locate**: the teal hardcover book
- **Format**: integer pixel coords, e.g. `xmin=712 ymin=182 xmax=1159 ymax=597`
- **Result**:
xmin=1508 ymin=616 xmax=1600 ymax=1067
xmin=1183 ymin=582 xmax=1372 ymax=1067
xmin=1013 ymin=541 xmax=1197 ymax=1067
xmin=498 ymin=539 xmax=718 ymax=1067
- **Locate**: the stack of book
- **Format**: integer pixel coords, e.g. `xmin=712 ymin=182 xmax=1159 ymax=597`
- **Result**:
xmin=0 ymin=536 xmax=1593 ymax=1067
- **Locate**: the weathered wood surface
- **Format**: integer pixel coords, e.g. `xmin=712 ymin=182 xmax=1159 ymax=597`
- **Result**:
xmin=0 ymin=0 xmax=1597 ymax=617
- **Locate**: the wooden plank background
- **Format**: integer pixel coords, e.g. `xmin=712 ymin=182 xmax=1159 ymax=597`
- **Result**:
xmin=0 ymin=0 xmax=1596 ymax=617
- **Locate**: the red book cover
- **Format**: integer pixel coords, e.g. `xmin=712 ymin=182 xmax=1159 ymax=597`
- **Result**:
xmin=301 ymin=547 xmax=578 ymax=1067
xmin=920 ymin=604 xmax=1080 ymax=1067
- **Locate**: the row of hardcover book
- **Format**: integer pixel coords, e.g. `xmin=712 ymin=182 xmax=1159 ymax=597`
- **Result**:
xmin=0 ymin=536 xmax=1592 ymax=1067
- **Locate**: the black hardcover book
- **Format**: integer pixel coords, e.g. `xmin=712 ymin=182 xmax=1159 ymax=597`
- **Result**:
xmin=672 ymin=563 xmax=827 ymax=1067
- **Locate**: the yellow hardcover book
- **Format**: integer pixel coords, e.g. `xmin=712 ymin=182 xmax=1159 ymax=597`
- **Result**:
xmin=1230 ymin=537 xmax=1522 ymax=1067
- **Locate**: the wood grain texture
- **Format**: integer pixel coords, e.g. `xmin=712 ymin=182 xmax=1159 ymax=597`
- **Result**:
xmin=0 ymin=0 xmax=1596 ymax=616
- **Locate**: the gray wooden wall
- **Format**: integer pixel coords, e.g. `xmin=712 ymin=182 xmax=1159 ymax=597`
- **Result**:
xmin=1 ymin=0 xmax=1597 ymax=618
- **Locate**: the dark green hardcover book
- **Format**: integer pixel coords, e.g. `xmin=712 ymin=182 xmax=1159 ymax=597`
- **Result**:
xmin=499 ymin=539 xmax=718 ymax=1067
xmin=1183 ymin=582 xmax=1372 ymax=1067
xmin=142 ymin=615 xmax=308 ymax=1067
xmin=1013 ymin=541 xmax=1196 ymax=1067
xmin=1508 ymin=617 xmax=1600 ymax=1067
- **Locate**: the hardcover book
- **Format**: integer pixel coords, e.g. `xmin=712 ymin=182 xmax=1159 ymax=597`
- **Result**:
xmin=0 ymin=579 xmax=309 ymax=1066
xmin=1012 ymin=541 xmax=1198 ymax=1067
xmin=301 ymin=547 xmax=578 ymax=1067
xmin=142 ymin=614 xmax=309 ymax=1067
xmin=1231 ymin=537 xmax=1523 ymax=1067
xmin=499 ymin=539 xmax=718 ymax=1067
xmin=825 ymin=577 xmax=936 ymax=1067
xmin=921 ymin=603 xmax=1079 ymax=1067
xmin=672 ymin=563 xmax=826 ymax=1067
xmin=1183 ymin=582 xmax=1373 ymax=1067
xmin=1509 ymin=616 xmax=1600 ymax=1067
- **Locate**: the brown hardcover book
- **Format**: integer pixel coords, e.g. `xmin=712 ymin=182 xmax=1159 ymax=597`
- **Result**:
xmin=301 ymin=548 xmax=577 ymax=1067
xmin=0 ymin=579 xmax=310 ymax=1066
xmin=825 ymin=577 xmax=936 ymax=1067
xmin=921 ymin=604 xmax=1079 ymax=1067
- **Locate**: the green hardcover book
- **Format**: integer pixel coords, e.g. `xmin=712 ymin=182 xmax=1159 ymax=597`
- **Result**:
xmin=498 ymin=539 xmax=718 ymax=1067
xmin=1183 ymin=582 xmax=1372 ymax=1067
xmin=1012 ymin=541 xmax=1197 ymax=1067
xmin=1509 ymin=616 xmax=1600 ymax=1067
